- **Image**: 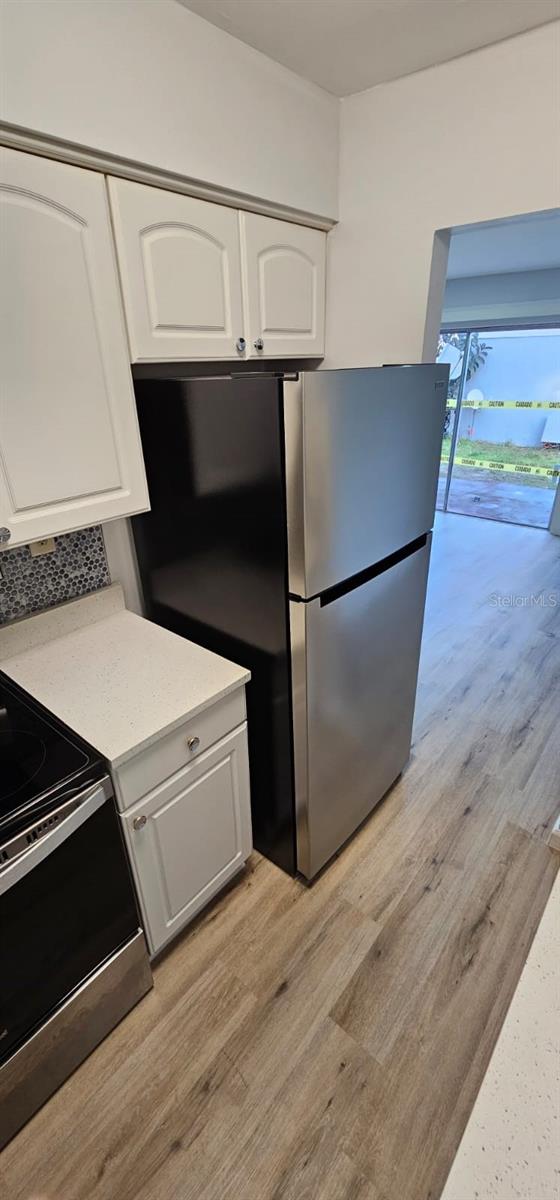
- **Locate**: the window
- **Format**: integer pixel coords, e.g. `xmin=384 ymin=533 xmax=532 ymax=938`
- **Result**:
xmin=437 ymin=327 xmax=560 ymax=528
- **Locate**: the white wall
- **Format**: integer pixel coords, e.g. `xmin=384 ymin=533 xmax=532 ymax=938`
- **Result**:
xmin=0 ymin=0 xmax=339 ymax=220
xmin=325 ymin=23 xmax=560 ymax=367
xmin=443 ymin=269 xmax=560 ymax=328
xmin=452 ymin=329 xmax=560 ymax=446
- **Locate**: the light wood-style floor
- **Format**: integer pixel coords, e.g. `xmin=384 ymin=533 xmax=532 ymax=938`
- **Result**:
xmin=2 ymin=512 xmax=559 ymax=1200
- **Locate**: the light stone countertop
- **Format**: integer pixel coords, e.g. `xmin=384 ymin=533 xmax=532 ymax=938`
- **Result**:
xmin=0 ymin=584 xmax=250 ymax=766
xmin=441 ymin=869 xmax=560 ymax=1200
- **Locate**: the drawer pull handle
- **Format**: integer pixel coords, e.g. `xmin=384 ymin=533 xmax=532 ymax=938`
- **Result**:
xmin=133 ymin=815 xmax=147 ymax=831
xmin=187 ymin=736 xmax=200 ymax=753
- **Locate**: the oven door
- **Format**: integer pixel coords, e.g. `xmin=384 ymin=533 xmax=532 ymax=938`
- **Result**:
xmin=0 ymin=779 xmax=140 ymax=1065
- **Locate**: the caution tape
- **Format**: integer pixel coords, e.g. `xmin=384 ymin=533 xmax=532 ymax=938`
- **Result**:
xmin=446 ymin=399 xmax=560 ymax=410
xmin=440 ymin=455 xmax=560 ymax=478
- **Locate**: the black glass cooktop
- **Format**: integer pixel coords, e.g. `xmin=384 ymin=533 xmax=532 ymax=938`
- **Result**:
xmin=0 ymin=672 xmax=104 ymax=839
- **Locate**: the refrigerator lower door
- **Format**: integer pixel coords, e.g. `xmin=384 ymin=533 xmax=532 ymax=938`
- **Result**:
xmin=291 ymin=535 xmax=431 ymax=880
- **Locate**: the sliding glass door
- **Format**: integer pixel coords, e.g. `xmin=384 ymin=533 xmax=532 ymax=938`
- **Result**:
xmin=437 ymin=327 xmax=560 ymax=528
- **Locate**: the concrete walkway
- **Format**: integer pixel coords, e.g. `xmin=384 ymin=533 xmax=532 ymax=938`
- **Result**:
xmin=437 ymin=466 xmax=557 ymax=527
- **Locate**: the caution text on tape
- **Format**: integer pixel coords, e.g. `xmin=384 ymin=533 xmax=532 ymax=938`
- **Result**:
xmin=446 ymin=399 xmax=560 ymax=410
xmin=440 ymin=456 xmax=560 ymax=478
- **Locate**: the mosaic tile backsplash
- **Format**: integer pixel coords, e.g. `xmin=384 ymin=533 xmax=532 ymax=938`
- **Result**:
xmin=0 ymin=526 xmax=110 ymax=625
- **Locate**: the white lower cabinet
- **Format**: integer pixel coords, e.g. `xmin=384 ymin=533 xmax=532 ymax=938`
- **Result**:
xmin=121 ymin=725 xmax=252 ymax=955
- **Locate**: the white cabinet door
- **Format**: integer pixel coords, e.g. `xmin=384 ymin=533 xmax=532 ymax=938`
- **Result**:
xmin=108 ymin=178 xmax=246 ymax=362
xmin=0 ymin=148 xmax=149 ymax=550
xmin=240 ymin=212 xmax=326 ymax=358
xmin=122 ymin=725 xmax=252 ymax=954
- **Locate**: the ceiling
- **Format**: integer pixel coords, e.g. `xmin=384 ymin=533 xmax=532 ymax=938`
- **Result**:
xmin=447 ymin=211 xmax=560 ymax=279
xmin=176 ymin=0 xmax=560 ymax=96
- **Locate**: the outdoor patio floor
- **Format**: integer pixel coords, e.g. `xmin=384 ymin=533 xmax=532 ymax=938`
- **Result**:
xmin=437 ymin=467 xmax=557 ymax=527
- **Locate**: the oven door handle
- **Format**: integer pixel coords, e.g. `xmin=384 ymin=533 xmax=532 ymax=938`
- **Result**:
xmin=0 ymin=778 xmax=111 ymax=896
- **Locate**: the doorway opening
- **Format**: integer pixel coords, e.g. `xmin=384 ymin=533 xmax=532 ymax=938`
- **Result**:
xmin=437 ymin=325 xmax=560 ymax=527
xmin=428 ymin=210 xmax=560 ymax=530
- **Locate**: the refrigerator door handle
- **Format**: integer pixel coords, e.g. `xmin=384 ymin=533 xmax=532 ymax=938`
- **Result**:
xmin=319 ymin=533 xmax=428 ymax=608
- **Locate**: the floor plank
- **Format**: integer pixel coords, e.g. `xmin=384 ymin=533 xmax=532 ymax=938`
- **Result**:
xmin=2 ymin=512 xmax=559 ymax=1200
xmin=335 ymin=822 xmax=557 ymax=1200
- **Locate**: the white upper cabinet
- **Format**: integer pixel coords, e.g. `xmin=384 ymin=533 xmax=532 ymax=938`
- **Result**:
xmin=107 ymin=178 xmax=246 ymax=362
xmin=108 ymin=178 xmax=326 ymax=363
xmin=0 ymin=148 xmax=149 ymax=550
xmin=240 ymin=212 xmax=326 ymax=359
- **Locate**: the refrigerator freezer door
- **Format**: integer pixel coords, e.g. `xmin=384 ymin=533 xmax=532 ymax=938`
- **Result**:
xmin=284 ymin=365 xmax=447 ymax=598
xmin=291 ymin=535 xmax=431 ymax=880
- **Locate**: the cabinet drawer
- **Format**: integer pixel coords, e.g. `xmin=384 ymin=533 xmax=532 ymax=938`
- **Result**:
xmin=121 ymin=725 xmax=252 ymax=954
xmin=115 ymin=687 xmax=246 ymax=810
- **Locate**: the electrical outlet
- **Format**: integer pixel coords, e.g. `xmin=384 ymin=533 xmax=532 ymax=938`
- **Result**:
xmin=29 ymin=538 xmax=56 ymax=558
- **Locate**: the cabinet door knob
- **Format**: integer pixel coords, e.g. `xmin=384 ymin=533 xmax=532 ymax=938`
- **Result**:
xmin=187 ymin=735 xmax=200 ymax=753
xmin=0 ymin=527 xmax=11 ymax=545
xmin=253 ymin=337 xmax=264 ymax=352
xmin=236 ymin=337 xmax=246 ymax=353
xmin=133 ymin=814 xmax=147 ymax=831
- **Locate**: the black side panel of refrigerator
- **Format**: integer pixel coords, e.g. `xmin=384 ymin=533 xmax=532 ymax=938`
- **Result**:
xmin=132 ymin=377 xmax=297 ymax=875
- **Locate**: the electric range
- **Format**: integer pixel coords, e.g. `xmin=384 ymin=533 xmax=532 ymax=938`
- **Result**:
xmin=0 ymin=671 xmax=104 ymax=844
xmin=0 ymin=670 xmax=152 ymax=1148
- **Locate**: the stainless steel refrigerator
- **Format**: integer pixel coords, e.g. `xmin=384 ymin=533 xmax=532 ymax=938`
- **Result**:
xmin=131 ymin=365 xmax=448 ymax=879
